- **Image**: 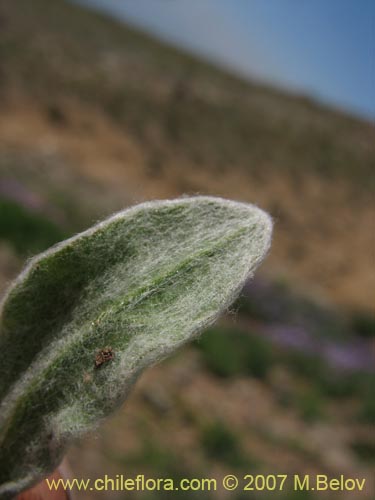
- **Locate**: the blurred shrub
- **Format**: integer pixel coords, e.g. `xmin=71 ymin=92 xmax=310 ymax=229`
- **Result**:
xmin=121 ymin=439 xmax=205 ymax=497
xmin=0 ymin=198 xmax=65 ymax=256
xmin=135 ymin=439 xmax=180 ymax=475
xmin=359 ymin=375 xmax=375 ymax=423
xmin=351 ymin=311 xmax=375 ymax=338
xmin=295 ymin=387 xmax=324 ymax=422
xmin=200 ymin=421 xmax=247 ymax=467
xmin=281 ymin=490 xmax=313 ymax=500
xmin=234 ymin=294 xmax=265 ymax=321
xmin=286 ymin=351 xmax=325 ymax=380
xmin=351 ymin=439 xmax=375 ymax=463
xmin=197 ymin=326 xmax=372 ymax=418
xmin=286 ymin=350 xmax=370 ymax=400
xmin=319 ymin=371 xmax=367 ymax=399
xmin=234 ymin=493 xmax=258 ymax=500
xmin=196 ymin=327 xmax=272 ymax=379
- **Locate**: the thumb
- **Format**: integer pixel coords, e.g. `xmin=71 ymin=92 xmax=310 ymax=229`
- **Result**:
xmin=17 ymin=461 xmax=71 ymax=500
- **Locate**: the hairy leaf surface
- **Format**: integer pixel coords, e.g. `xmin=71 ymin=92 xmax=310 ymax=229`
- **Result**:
xmin=0 ymin=196 xmax=272 ymax=497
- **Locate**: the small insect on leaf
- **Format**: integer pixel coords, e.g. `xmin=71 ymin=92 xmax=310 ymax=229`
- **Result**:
xmin=95 ymin=347 xmax=114 ymax=369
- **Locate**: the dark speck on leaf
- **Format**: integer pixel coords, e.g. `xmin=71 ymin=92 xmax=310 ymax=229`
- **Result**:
xmin=95 ymin=347 xmax=114 ymax=369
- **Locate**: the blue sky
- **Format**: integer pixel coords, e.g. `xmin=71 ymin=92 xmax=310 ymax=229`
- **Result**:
xmin=75 ymin=0 xmax=375 ymax=120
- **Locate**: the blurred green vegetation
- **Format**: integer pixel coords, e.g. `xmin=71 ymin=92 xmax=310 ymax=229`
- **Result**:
xmin=106 ymin=436 xmax=215 ymax=500
xmin=295 ymin=387 xmax=324 ymax=422
xmin=196 ymin=327 xmax=272 ymax=379
xmin=130 ymin=438 xmax=185 ymax=481
xmin=200 ymin=421 xmax=249 ymax=468
xmin=195 ymin=325 xmax=374 ymax=425
xmin=351 ymin=440 xmax=375 ymax=463
xmin=0 ymin=198 xmax=66 ymax=256
xmin=360 ymin=382 xmax=375 ymax=424
xmin=351 ymin=311 xmax=375 ymax=339
xmin=281 ymin=491 xmax=313 ymax=500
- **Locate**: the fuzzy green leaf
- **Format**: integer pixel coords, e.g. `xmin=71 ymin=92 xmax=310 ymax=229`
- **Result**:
xmin=0 ymin=196 xmax=272 ymax=497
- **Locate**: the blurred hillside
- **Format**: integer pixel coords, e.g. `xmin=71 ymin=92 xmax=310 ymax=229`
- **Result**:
xmin=0 ymin=1 xmax=374 ymax=498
